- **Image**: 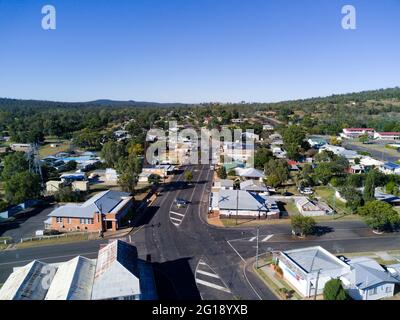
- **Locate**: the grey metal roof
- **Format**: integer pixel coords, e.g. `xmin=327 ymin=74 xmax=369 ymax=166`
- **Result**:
xmin=347 ymin=257 xmax=400 ymax=290
xmin=240 ymin=179 xmax=269 ymax=192
xmin=235 ymin=167 xmax=265 ymax=178
xmin=48 ymin=190 xmax=131 ymax=218
xmin=283 ymin=246 xmax=349 ymax=274
xmin=211 ymin=190 xmax=276 ymax=212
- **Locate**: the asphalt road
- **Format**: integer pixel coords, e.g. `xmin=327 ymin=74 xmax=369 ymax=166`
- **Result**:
xmin=343 ymin=141 xmax=400 ymax=163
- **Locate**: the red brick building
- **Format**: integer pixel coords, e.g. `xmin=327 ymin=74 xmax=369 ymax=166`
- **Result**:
xmin=45 ymin=190 xmax=133 ymax=232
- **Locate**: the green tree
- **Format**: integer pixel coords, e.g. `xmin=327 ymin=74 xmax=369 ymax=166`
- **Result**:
xmin=358 ymin=200 xmax=400 ymax=232
xmin=1 ymin=152 xmax=29 ymax=181
xmin=148 ymin=174 xmax=161 ymax=185
xmin=363 ymin=169 xmax=376 ymax=202
xmin=339 ymin=186 xmax=364 ymax=213
xmin=264 ymin=159 xmax=289 ymax=188
xmin=253 ymin=147 xmax=273 ymax=170
xmin=217 ymin=166 xmax=227 ymax=179
xmin=184 ymin=170 xmax=193 ymax=183
xmin=323 ymin=279 xmax=347 ymax=300
xmin=291 ymin=215 xmax=316 ymax=237
xmin=4 ymin=171 xmax=41 ymax=205
xmin=101 ymin=141 xmax=126 ymax=168
xmin=386 ymin=181 xmax=400 ymax=196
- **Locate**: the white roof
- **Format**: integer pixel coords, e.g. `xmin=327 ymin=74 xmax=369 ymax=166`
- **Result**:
xmin=235 ymin=167 xmax=265 ymax=178
xmin=45 ymin=256 xmax=96 ymax=300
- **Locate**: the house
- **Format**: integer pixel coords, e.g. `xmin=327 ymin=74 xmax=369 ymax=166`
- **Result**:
xmin=10 ymin=143 xmax=32 ymax=153
xmin=379 ymin=162 xmax=400 ymax=175
xmin=307 ymin=137 xmax=327 ymax=149
xmin=0 ymin=146 xmax=10 ymax=154
xmin=0 ymin=240 xmax=157 ymax=300
xmin=231 ymin=118 xmax=244 ymax=124
xmin=46 ymin=190 xmax=133 ymax=232
xmin=240 ymin=179 xmax=269 ymax=194
xmin=223 ymin=161 xmax=245 ymax=172
xmin=263 ymin=124 xmax=274 ymax=131
xmin=348 ymin=164 xmax=365 ymax=174
xmin=105 ymin=168 xmax=119 ymax=183
xmin=373 ymin=132 xmax=400 ymax=141
xmin=209 ymin=189 xmax=280 ymax=219
xmin=340 ymin=257 xmax=399 ymax=300
xmin=341 ymin=128 xmax=375 ymax=139
xmin=213 ymin=179 xmax=234 ymax=190
xmin=72 ymin=180 xmax=90 ymax=192
xmin=295 ymin=197 xmax=333 ymax=216
xmin=272 ymin=147 xmax=287 ymax=159
xmin=235 ymin=167 xmax=265 ymax=181
xmin=319 ymin=144 xmax=359 ymax=160
xmin=60 ymin=172 xmax=87 ymax=182
xmin=288 ymin=160 xmax=300 ymax=171
xmin=138 ymin=172 xmax=153 ymax=184
xmin=274 ymin=246 xmax=352 ymax=298
xmin=374 ymin=189 xmax=400 ymax=206
xmin=359 ymin=156 xmax=384 ymax=168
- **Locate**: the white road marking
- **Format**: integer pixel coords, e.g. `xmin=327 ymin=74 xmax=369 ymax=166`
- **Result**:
xmin=262 ymin=235 xmax=274 ymax=242
xmin=170 ymin=211 xmax=185 ymax=217
xmin=249 ymin=237 xmax=256 ymax=242
xmin=170 ymin=217 xmax=182 ymax=222
xmin=196 ymin=269 xmax=220 ymax=279
xmin=198 ymin=261 xmax=207 ymax=265
xmin=195 ymin=279 xmax=232 ymax=293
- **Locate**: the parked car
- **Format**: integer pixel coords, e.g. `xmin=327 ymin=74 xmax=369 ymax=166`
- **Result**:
xmin=299 ymin=187 xmax=314 ymax=195
xmin=175 ymin=198 xmax=189 ymax=208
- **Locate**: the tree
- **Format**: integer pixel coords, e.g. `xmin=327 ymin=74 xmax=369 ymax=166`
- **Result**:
xmin=254 ymin=147 xmax=273 ymax=170
xmin=359 ymin=133 xmax=370 ymax=144
xmin=1 ymin=152 xmax=29 ymax=181
xmin=148 ymin=174 xmax=161 ymax=185
xmin=323 ymin=279 xmax=347 ymax=300
xmin=101 ymin=141 xmax=126 ymax=167
xmin=217 ymin=166 xmax=227 ymax=179
xmin=386 ymin=181 xmax=400 ymax=196
xmin=358 ymin=200 xmax=400 ymax=232
xmin=264 ymin=159 xmax=289 ymax=187
xmin=64 ymin=160 xmax=78 ymax=172
xmin=363 ymin=169 xmax=376 ymax=202
xmin=291 ymin=215 xmax=316 ymax=237
xmin=54 ymin=186 xmax=84 ymax=203
xmin=4 ymin=171 xmax=41 ymax=205
xmin=184 ymin=170 xmax=193 ymax=183
xmin=339 ymin=186 xmax=364 ymax=213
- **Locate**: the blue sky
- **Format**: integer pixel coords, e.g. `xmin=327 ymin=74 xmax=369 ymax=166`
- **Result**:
xmin=0 ymin=0 xmax=399 ymax=103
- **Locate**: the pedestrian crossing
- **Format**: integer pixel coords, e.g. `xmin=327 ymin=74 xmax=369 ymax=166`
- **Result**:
xmin=169 ymin=210 xmax=185 ymax=227
xmin=248 ymin=234 xmax=274 ymax=242
xmin=195 ymin=259 xmax=232 ymax=295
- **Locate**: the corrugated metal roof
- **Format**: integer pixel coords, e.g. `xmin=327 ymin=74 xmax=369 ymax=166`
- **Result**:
xmin=91 ymin=240 xmax=141 ymax=300
xmin=47 ymin=190 xmax=132 ymax=218
xmin=45 ymin=256 xmax=96 ymax=300
xmin=211 ymin=190 xmax=276 ymax=212
xmin=0 ymin=260 xmax=56 ymax=300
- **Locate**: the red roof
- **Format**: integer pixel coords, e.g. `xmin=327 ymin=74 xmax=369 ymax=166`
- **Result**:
xmin=376 ymin=132 xmax=400 ymax=136
xmin=344 ymin=128 xmax=374 ymax=132
xmin=287 ymin=160 xmax=298 ymax=165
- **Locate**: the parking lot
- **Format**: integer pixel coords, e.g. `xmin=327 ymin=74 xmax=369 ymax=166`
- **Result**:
xmin=0 ymin=204 xmax=56 ymax=242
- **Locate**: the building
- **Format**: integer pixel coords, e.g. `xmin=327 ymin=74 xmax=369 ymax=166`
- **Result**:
xmin=142 ymin=165 xmax=175 ymax=178
xmin=105 ymin=168 xmax=119 ymax=183
xmin=209 ymin=189 xmax=280 ymax=219
xmin=10 ymin=143 xmax=32 ymax=152
xmin=307 ymin=137 xmax=327 ymax=149
xmin=240 ymin=179 xmax=269 ymax=194
xmin=319 ymin=144 xmax=359 ymax=160
xmin=347 ymin=164 xmax=365 ymax=174
xmin=213 ymin=179 xmax=234 ymax=190
xmin=72 ymin=180 xmax=90 ymax=192
xmin=275 ymin=246 xmax=352 ymax=298
xmin=46 ymin=190 xmax=133 ymax=232
xmin=379 ymin=162 xmax=400 ymax=175
xmin=295 ymin=197 xmax=334 ymax=217
xmin=373 ymin=132 xmax=400 ymax=141
xmin=341 ymin=128 xmax=375 ymax=139
xmin=0 ymin=240 xmax=157 ymax=300
xmin=0 ymin=146 xmax=10 ymax=154
xmin=359 ymin=156 xmax=384 ymax=168
xmin=223 ymin=142 xmax=255 ymax=163
xmin=46 ymin=180 xmax=65 ymax=194
xmin=341 ymin=257 xmax=399 ymax=300
xmin=263 ymin=124 xmax=274 ymax=131
xmin=60 ymin=172 xmax=87 ymax=182
xmin=235 ymin=167 xmax=265 ymax=181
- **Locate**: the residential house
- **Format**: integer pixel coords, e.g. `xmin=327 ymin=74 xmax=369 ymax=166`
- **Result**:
xmin=209 ymin=189 xmax=280 ymax=219
xmin=295 ymin=197 xmax=333 ymax=216
xmin=319 ymin=144 xmax=359 ymax=161
xmin=240 ymin=179 xmax=269 ymax=194
xmin=213 ymin=179 xmax=234 ymax=190
xmin=307 ymin=137 xmax=327 ymax=149
xmin=10 ymin=143 xmax=32 ymax=153
xmin=46 ymin=190 xmax=133 ymax=232
xmin=0 ymin=240 xmax=157 ymax=300
xmin=379 ymin=162 xmax=400 ymax=175
xmin=341 ymin=257 xmax=399 ymax=300
xmin=142 ymin=165 xmax=175 ymax=178
xmin=235 ymin=167 xmax=265 ymax=181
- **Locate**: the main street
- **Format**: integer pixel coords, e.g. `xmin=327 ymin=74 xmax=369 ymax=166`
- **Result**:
xmin=1 ymin=163 xmax=400 ymax=299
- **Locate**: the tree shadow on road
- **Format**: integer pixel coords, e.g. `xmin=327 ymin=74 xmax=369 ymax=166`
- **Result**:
xmin=313 ymin=225 xmax=334 ymax=237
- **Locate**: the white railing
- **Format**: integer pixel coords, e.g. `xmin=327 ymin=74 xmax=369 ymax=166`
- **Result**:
xmin=20 ymin=231 xmax=98 ymax=243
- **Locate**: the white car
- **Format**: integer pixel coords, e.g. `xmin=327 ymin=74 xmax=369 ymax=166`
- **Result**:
xmin=300 ymin=187 xmax=314 ymax=195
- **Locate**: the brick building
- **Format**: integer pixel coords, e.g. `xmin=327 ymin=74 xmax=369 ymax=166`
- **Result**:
xmin=45 ymin=190 xmax=133 ymax=232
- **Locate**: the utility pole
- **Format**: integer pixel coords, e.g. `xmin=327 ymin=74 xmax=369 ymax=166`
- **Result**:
xmin=235 ymin=188 xmax=239 ymax=225
xmin=314 ymin=269 xmax=321 ymax=300
xmin=256 ymin=226 xmax=260 ymax=269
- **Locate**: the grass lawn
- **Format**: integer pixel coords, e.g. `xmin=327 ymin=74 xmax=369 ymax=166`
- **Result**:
xmin=39 ymin=139 xmax=71 ymax=158
xmin=281 ymin=199 xmax=299 ymax=216
xmin=314 ymin=186 xmax=352 ymax=215
xmin=15 ymin=233 xmax=93 ymax=249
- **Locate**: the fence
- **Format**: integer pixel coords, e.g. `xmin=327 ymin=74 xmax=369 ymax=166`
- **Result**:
xmin=20 ymin=231 xmax=98 ymax=243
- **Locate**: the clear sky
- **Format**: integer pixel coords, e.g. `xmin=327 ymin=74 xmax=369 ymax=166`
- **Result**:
xmin=0 ymin=0 xmax=399 ymax=103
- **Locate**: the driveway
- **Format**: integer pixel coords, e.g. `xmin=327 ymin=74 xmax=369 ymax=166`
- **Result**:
xmin=0 ymin=204 xmax=56 ymax=242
